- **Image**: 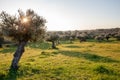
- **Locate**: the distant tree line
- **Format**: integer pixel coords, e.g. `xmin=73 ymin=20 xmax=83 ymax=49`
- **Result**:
xmin=45 ymin=28 xmax=120 ymax=44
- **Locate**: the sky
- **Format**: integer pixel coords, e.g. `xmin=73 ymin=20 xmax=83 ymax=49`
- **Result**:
xmin=0 ymin=0 xmax=120 ymax=31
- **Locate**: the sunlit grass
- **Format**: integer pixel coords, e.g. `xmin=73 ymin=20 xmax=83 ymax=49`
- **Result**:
xmin=0 ymin=40 xmax=120 ymax=80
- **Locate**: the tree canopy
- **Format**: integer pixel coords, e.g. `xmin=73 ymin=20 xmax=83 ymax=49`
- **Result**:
xmin=0 ymin=9 xmax=46 ymax=42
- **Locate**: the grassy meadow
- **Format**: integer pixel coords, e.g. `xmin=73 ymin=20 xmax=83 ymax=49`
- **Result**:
xmin=0 ymin=40 xmax=120 ymax=80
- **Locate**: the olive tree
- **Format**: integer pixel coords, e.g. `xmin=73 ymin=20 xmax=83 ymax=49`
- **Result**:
xmin=46 ymin=33 xmax=59 ymax=49
xmin=104 ymin=34 xmax=111 ymax=41
xmin=77 ymin=33 xmax=87 ymax=42
xmin=115 ymin=32 xmax=120 ymax=40
xmin=0 ymin=9 xmax=46 ymax=69
xmin=95 ymin=35 xmax=104 ymax=42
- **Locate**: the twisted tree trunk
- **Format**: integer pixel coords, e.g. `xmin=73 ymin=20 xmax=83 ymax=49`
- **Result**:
xmin=10 ymin=41 xmax=27 ymax=70
xmin=0 ymin=44 xmax=2 ymax=48
xmin=52 ymin=41 xmax=56 ymax=49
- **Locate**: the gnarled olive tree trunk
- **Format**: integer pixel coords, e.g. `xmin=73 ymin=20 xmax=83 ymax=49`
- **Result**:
xmin=0 ymin=44 xmax=2 ymax=48
xmin=10 ymin=41 xmax=27 ymax=70
xmin=52 ymin=41 xmax=56 ymax=49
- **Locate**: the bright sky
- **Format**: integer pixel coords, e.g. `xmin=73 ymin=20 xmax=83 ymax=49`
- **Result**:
xmin=0 ymin=0 xmax=120 ymax=31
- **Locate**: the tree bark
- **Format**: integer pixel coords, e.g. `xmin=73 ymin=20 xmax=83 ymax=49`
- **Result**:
xmin=52 ymin=41 xmax=56 ymax=49
xmin=10 ymin=41 xmax=27 ymax=70
xmin=0 ymin=44 xmax=2 ymax=48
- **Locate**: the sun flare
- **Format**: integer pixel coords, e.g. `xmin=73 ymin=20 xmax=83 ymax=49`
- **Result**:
xmin=22 ymin=17 xmax=28 ymax=23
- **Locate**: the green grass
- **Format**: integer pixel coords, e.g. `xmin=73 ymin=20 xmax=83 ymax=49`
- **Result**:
xmin=27 ymin=42 xmax=51 ymax=49
xmin=60 ymin=40 xmax=73 ymax=44
xmin=93 ymin=65 xmax=115 ymax=74
xmin=0 ymin=40 xmax=120 ymax=80
xmin=0 ymin=46 xmax=16 ymax=53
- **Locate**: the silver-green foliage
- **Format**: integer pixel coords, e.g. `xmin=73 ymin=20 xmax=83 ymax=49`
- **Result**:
xmin=0 ymin=9 xmax=46 ymax=42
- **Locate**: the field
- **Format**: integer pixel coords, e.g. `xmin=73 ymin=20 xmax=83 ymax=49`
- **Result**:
xmin=0 ymin=40 xmax=120 ymax=80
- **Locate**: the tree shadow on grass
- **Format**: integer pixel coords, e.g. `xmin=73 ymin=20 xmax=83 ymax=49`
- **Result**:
xmin=59 ymin=51 xmax=119 ymax=63
xmin=0 ymin=48 xmax=16 ymax=53
xmin=0 ymin=45 xmax=16 ymax=54
xmin=5 ymin=69 xmax=18 ymax=80
xmin=27 ymin=42 xmax=51 ymax=50
xmin=4 ymin=65 xmax=41 ymax=80
xmin=65 ymin=45 xmax=81 ymax=48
